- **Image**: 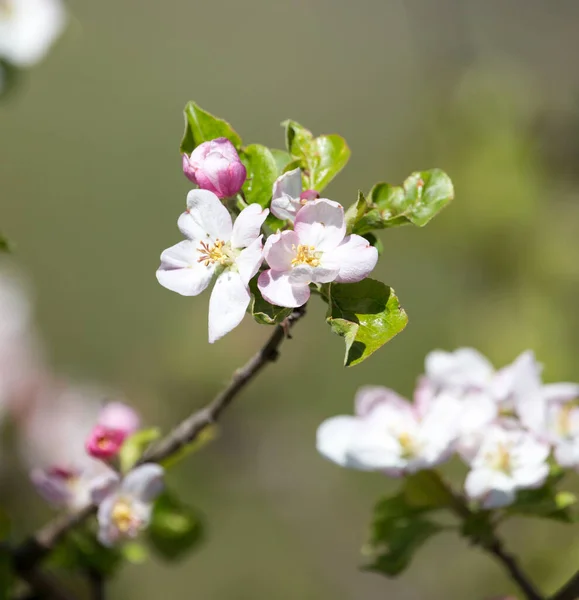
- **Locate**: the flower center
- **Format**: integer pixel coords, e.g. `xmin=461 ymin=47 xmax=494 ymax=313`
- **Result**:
xmin=489 ymin=443 xmax=511 ymax=473
xmin=556 ymin=405 xmax=574 ymax=437
xmin=111 ymin=499 xmax=139 ymax=534
xmin=197 ymin=239 xmax=230 ymax=267
xmin=398 ymin=432 xmax=416 ymax=458
xmin=291 ymin=244 xmax=320 ymax=267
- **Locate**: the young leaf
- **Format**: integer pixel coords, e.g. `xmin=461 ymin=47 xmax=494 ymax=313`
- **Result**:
xmin=282 ymin=120 xmax=350 ymax=192
xmin=363 ymin=493 xmax=444 ymax=577
xmin=505 ymin=484 xmax=577 ymax=523
xmin=248 ymin=278 xmax=292 ymax=325
xmin=345 ymin=191 xmax=369 ymax=233
xmin=403 ymin=471 xmax=457 ymax=510
xmin=240 ymin=144 xmax=278 ymax=208
xmin=119 ymin=428 xmax=161 ymax=473
xmin=147 ymin=491 xmax=205 ymax=561
xmin=181 ymin=102 xmax=242 ymax=154
xmin=323 ymin=279 xmax=408 ymax=366
xmin=270 ymin=148 xmax=293 ymax=174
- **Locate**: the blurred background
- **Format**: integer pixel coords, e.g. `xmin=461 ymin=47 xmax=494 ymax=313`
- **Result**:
xmin=2 ymin=0 xmax=579 ymax=597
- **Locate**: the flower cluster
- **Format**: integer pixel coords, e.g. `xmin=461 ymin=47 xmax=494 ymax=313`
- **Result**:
xmin=317 ymin=348 xmax=579 ymax=508
xmin=156 ymin=141 xmax=378 ymax=342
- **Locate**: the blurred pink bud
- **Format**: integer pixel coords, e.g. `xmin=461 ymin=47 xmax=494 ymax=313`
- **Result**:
xmin=98 ymin=401 xmax=140 ymax=434
xmin=299 ymin=189 xmax=319 ymax=202
xmin=86 ymin=425 xmax=126 ymax=460
xmin=182 ymin=137 xmax=246 ymax=198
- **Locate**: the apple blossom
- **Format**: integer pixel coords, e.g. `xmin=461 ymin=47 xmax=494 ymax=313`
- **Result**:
xmin=182 ymin=138 xmax=246 ymax=199
xmin=270 ymin=168 xmax=319 ymax=222
xmin=0 ymin=0 xmax=66 ymax=68
xmin=85 ymin=401 xmax=140 ymax=460
xmin=157 ymin=190 xmax=268 ymax=342
xmin=91 ymin=464 xmax=164 ymax=546
xmin=258 ymin=199 xmax=378 ymax=308
xmin=464 ymin=424 xmax=550 ymax=508
xmin=316 ymin=385 xmax=461 ymax=476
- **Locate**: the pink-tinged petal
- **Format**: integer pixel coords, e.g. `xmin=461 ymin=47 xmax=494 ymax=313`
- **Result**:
xmin=156 ymin=240 xmax=214 ymax=296
xmin=97 ymin=495 xmax=119 ymax=546
xmin=236 ymin=237 xmax=264 ymax=284
xmin=98 ymin=402 xmax=140 ymax=435
xmin=425 ymin=348 xmax=494 ymax=390
xmin=230 ymin=204 xmax=268 ymax=249
xmin=257 ymin=270 xmax=310 ymax=308
xmin=122 ymin=464 xmax=164 ymax=503
xmin=272 ymin=168 xmax=302 ymax=201
xmin=182 ymin=154 xmax=197 ymax=183
xmin=413 ymin=377 xmax=436 ymax=414
xmin=294 ymin=199 xmax=346 ymax=251
xmin=89 ymin=471 xmax=121 ymax=505
xmin=271 ymin=195 xmax=302 ymax=222
xmin=289 ymin=264 xmax=315 ymax=284
xmin=310 ymin=265 xmax=339 ymax=284
xmin=30 ymin=468 xmax=73 ymax=507
xmin=179 ymin=189 xmax=232 ymax=241
xmin=263 ymin=230 xmax=300 ymax=271
xmin=208 ymin=271 xmax=250 ymax=343
xmin=323 ymin=234 xmax=378 ymax=283
xmin=543 ymin=383 xmax=579 ymax=403
xmin=355 ymin=386 xmax=410 ymax=418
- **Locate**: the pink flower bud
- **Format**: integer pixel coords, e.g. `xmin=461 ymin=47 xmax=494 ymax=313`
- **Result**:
xmin=182 ymin=137 xmax=246 ymax=199
xmin=98 ymin=402 xmax=140 ymax=435
xmin=299 ymin=189 xmax=319 ymax=202
xmin=86 ymin=425 xmax=127 ymax=460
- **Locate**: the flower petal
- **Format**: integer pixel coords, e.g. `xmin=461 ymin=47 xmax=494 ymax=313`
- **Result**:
xmin=178 ymin=189 xmax=232 ymax=242
xmin=263 ymin=230 xmax=300 ymax=271
xmin=354 ymin=386 xmax=410 ymax=418
xmin=322 ymin=234 xmax=378 ymax=283
xmin=156 ymin=240 xmax=214 ymax=296
xmin=98 ymin=402 xmax=140 ymax=434
xmin=231 ymin=204 xmax=268 ymax=249
xmin=89 ymin=471 xmax=121 ymax=505
xmin=257 ymin=270 xmax=310 ymax=308
xmin=236 ymin=236 xmax=264 ymax=284
xmin=272 ymin=168 xmax=302 ymax=201
xmin=271 ymin=195 xmax=302 ymax=222
xmin=294 ymin=199 xmax=346 ymax=251
xmin=208 ymin=271 xmax=250 ymax=343
xmin=543 ymin=383 xmax=579 ymax=403
xmin=97 ymin=495 xmax=118 ymax=546
xmin=425 ymin=348 xmax=494 ymax=390
xmin=122 ymin=464 xmax=164 ymax=503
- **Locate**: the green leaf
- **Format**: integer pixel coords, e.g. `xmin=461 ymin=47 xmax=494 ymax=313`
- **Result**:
xmin=361 ymin=232 xmax=383 ymax=255
xmin=363 ymin=493 xmax=444 ymax=577
xmin=180 ymin=102 xmax=242 ymax=154
xmin=0 ymin=545 xmax=13 ymax=600
xmin=147 ymin=491 xmax=204 ymax=561
xmin=403 ymin=471 xmax=457 ymax=510
xmin=282 ymin=120 xmax=350 ymax=192
xmin=248 ymin=277 xmax=292 ymax=325
xmin=119 ymin=428 xmax=161 ymax=473
xmin=351 ymin=170 xmax=454 ymax=235
xmin=121 ymin=541 xmax=149 ymax=565
xmin=460 ymin=511 xmax=494 ymax=545
xmin=323 ymin=279 xmax=408 ymax=366
xmin=345 ymin=191 xmax=369 ymax=233
xmin=270 ymin=148 xmax=293 ymax=174
xmin=505 ymin=484 xmax=577 ymax=523
xmin=240 ymin=144 xmax=278 ymax=208
xmin=0 ymin=60 xmax=20 ymax=102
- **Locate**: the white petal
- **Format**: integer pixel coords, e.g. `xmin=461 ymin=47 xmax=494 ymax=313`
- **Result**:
xmin=178 ymin=189 xmax=232 ymax=242
xmin=354 ymin=386 xmax=410 ymax=418
xmin=263 ymin=230 xmax=299 ymax=271
xmin=555 ymin=441 xmax=579 ymax=469
xmin=156 ymin=240 xmax=214 ymax=296
xmin=257 ymin=270 xmax=310 ymax=308
xmin=294 ymin=199 xmax=346 ymax=251
xmin=543 ymin=383 xmax=579 ymax=403
xmin=425 ymin=348 xmax=494 ymax=389
xmin=122 ymin=464 xmax=164 ymax=503
xmin=513 ymin=463 xmax=549 ymax=489
xmin=89 ymin=471 xmax=120 ymax=505
xmin=97 ymin=495 xmax=118 ymax=547
xmin=323 ymin=234 xmax=378 ymax=283
xmin=482 ymin=488 xmax=516 ymax=509
xmin=271 ymin=195 xmax=302 ymax=222
xmin=272 ymin=168 xmax=302 ymax=201
xmin=236 ymin=236 xmax=264 ymax=284
xmin=230 ymin=204 xmax=269 ymax=249
xmin=316 ymin=416 xmax=365 ymax=468
xmin=208 ymin=271 xmax=250 ymax=343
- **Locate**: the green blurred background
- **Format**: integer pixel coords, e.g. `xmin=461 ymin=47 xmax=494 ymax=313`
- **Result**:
xmin=2 ymin=0 xmax=579 ymax=597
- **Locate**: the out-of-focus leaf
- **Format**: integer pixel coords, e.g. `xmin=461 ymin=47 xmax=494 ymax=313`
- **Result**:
xmin=119 ymin=428 xmax=161 ymax=473
xmin=147 ymin=491 xmax=204 ymax=561
xmin=282 ymin=120 xmax=350 ymax=192
xmin=121 ymin=541 xmax=148 ymax=565
xmin=248 ymin=277 xmax=292 ymax=325
xmin=270 ymin=148 xmax=292 ymax=174
xmin=403 ymin=471 xmax=457 ymax=510
xmin=0 ymin=234 xmax=11 ymax=253
xmin=0 ymin=60 xmax=20 ymax=102
xmin=363 ymin=493 xmax=444 ymax=577
xmin=351 ymin=169 xmax=454 ymax=235
xmin=180 ymin=102 xmax=242 ymax=154
xmin=505 ymin=484 xmax=577 ymax=523
xmin=240 ymin=144 xmax=278 ymax=208
xmin=323 ymin=279 xmax=408 ymax=366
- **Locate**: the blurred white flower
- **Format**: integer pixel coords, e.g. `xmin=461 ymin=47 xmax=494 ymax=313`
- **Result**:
xmin=464 ymin=424 xmax=549 ymax=508
xmin=0 ymin=0 xmax=67 ymax=67
xmin=316 ymin=385 xmax=461 ymax=476
xmin=91 ymin=464 xmax=164 ymax=546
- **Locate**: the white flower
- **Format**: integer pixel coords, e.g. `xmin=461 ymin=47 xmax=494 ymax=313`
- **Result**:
xmin=156 ymin=190 xmax=268 ymax=342
xmin=0 ymin=0 xmax=66 ymax=67
xmin=316 ymin=385 xmax=461 ymax=476
xmin=464 ymin=424 xmax=549 ymax=508
xmin=91 ymin=464 xmax=164 ymax=546
xmin=258 ymin=199 xmax=378 ymax=308
xmin=269 ymin=168 xmax=318 ymax=222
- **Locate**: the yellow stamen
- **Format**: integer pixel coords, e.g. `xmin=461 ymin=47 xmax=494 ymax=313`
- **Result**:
xmin=111 ymin=500 xmax=135 ymax=533
xmin=197 ymin=239 xmax=229 ymax=267
xmin=557 ymin=405 xmax=574 ymax=437
xmin=398 ymin=432 xmax=415 ymax=458
xmin=291 ymin=244 xmax=320 ymax=267
xmin=489 ymin=443 xmax=511 ymax=473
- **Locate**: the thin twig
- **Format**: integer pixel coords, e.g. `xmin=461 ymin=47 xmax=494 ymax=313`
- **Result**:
xmin=12 ymin=305 xmax=307 ymax=590
xmin=87 ymin=568 xmax=105 ymax=600
xmin=549 ymin=572 xmax=579 ymax=600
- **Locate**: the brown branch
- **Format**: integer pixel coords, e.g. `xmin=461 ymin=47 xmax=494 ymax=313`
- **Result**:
xmin=12 ymin=305 xmax=307 ymax=590
xmin=549 ymin=572 xmax=579 ymax=600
